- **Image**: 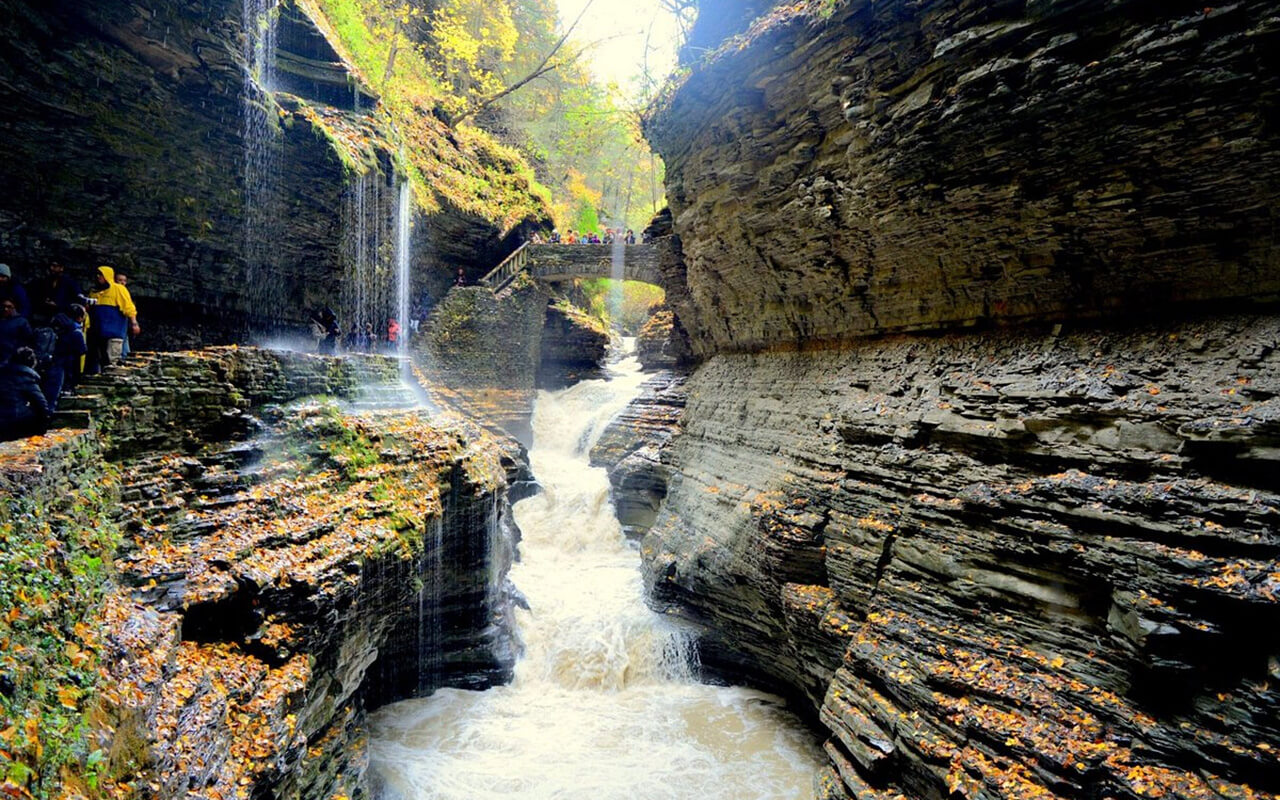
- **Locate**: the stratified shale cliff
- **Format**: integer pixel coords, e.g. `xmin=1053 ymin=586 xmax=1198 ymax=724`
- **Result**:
xmin=0 ymin=350 xmax=525 ymax=800
xmin=636 ymin=2 xmax=1280 ymax=799
xmin=646 ymin=0 xmax=1280 ymax=355
xmin=0 ymin=0 xmax=545 ymax=343
xmin=642 ymin=318 xmax=1280 ymax=800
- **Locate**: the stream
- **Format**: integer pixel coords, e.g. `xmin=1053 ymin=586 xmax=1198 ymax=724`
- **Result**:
xmin=368 ymin=344 xmax=823 ymax=799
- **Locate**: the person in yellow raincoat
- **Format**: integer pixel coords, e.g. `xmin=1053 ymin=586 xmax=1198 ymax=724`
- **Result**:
xmin=86 ymin=265 xmax=139 ymax=373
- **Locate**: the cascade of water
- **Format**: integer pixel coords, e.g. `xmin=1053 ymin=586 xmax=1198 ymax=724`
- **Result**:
xmin=340 ymin=171 xmax=395 ymax=345
xmin=241 ymin=0 xmax=282 ymax=324
xmin=417 ymin=515 xmax=445 ymax=694
xmin=396 ymin=180 xmax=412 ymax=360
xmin=369 ymin=345 xmax=823 ymax=799
xmin=609 ymin=229 xmax=626 ymax=326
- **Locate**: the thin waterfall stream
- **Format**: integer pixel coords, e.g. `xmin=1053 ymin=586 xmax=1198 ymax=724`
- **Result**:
xmin=241 ymin=0 xmax=282 ymax=319
xmin=369 ymin=343 xmax=823 ymax=799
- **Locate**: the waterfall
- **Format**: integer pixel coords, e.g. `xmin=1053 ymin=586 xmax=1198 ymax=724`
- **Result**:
xmin=340 ymin=171 xmax=396 ymax=348
xmin=369 ymin=344 xmax=823 ymax=799
xmin=610 ymin=230 xmax=626 ymax=325
xmin=417 ymin=516 xmax=445 ymax=695
xmin=241 ymin=0 xmax=282 ymax=323
xmin=396 ymin=180 xmax=412 ymax=359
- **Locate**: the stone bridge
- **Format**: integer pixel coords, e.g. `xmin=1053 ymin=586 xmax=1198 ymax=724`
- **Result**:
xmin=480 ymin=243 xmax=662 ymax=291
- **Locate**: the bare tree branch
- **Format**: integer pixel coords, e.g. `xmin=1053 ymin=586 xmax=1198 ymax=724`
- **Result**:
xmin=453 ymin=0 xmax=597 ymax=124
xmin=381 ymin=16 xmax=403 ymax=93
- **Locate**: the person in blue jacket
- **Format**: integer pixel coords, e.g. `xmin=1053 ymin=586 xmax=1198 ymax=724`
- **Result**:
xmin=27 ymin=261 xmax=81 ymax=324
xmin=41 ymin=305 xmax=88 ymax=412
xmin=0 ymin=347 xmax=50 ymax=441
xmin=0 ymin=295 xmax=33 ymax=364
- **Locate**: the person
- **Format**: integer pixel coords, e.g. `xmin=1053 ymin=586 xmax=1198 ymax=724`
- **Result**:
xmin=0 ymin=264 xmax=30 ymax=319
xmin=318 ymin=307 xmax=340 ymax=354
xmin=114 ymin=270 xmax=133 ymax=358
xmin=85 ymin=266 xmax=139 ymax=373
xmin=530 ymin=232 xmax=545 ymax=245
xmin=566 ymin=230 xmax=578 ymax=244
xmin=386 ymin=318 xmax=400 ymax=351
xmin=549 ymin=230 xmax=561 ymax=244
xmin=310 ymin=311 xmax=327 ymax=352
xmin=454 ymin=268 xmax=466 ymax=286
xmin=0 ymin=347 xmax=50 ymax=441
xmin=40 ymin=305 xmax=87 ymax=412
xmin=27 ymin=261 xmax=81 ymax=324
xmin=362 ymin=321 xmax=375 ymax=352
xmin=625 ymin=229 xmax=636 ymax=245
xmin=0 ymin=296 xmax=34 ymax=364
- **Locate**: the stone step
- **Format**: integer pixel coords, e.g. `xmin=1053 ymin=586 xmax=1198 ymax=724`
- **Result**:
xmin=50 ymin=409 xmax=91 ymax=429
xmin=59 ymin=394 xmax=103 ymax=411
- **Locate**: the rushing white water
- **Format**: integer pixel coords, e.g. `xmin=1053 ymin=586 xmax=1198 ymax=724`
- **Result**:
xmin=241 ymin=0 xmax=282 ymax=319
xmin=369 ymin=345 xmax=823 ymax=800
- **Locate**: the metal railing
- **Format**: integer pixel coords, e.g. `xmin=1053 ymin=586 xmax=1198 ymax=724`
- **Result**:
xmin=478 ymin=241 xmax=532 ymax=292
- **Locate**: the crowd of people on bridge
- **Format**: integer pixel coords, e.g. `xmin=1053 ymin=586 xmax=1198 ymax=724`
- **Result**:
xmin=0 ymin=260 xmax=142 ymax=442
xmin=530 ymin=227 xmax=643 ymax=245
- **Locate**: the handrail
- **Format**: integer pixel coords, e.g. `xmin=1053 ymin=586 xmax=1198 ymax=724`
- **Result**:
xmin=478 ymin=241 xmax=532 ymax=292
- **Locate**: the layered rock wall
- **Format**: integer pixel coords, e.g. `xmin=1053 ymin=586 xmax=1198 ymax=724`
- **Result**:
xmin=422 ymin=279 xmax=614 ymax=440
xmin=590 ymin=370 xmax=688 ymax=541
xmin=0 ymin=0 xmax=544 ymax=345
xmin=638 ymin=314 xmax=1280 ymax=799
xmin=646 ymin=1 xmax=1280 ymax=355
xmin=65 ymin=347 xmax=400 ymax=458
xmin=1 ymin=349 xmax=524 ymax=799
xmin=635 ymin=3 xmax=1280 ymax=797
xmin=538 ymin=301 xmax=609 ymax=387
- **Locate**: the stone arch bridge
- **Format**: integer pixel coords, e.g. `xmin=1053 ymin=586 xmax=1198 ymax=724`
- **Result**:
xmin=480 ymin=243 xmax=662 ymax=292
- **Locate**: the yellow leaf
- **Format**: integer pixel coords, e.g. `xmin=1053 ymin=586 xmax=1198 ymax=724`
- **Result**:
xmin=58 ymin=686 xmax=81 ymax=710
xmin=24 ymin=717 xmax=40 ymax=760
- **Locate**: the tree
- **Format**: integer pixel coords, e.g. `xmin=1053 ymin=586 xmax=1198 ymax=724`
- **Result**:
xmin=449 ymin=0 xmax=596 ymax=124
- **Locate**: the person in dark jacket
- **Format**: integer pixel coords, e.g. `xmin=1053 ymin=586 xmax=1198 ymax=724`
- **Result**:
xmin=0 ymin=296 xmax=33 ymax=364
xmin=0 ymin=347 xmax=50 ymax=441
xmin=317 ymin=307 xmax=339 ymax=355
xmin=0 ymin=263 xmax=31 ymax=319
xmin=27 ymin=261 xmax=82 ymax=324
xmin=41 ymin=306 xmax=87 ymax=412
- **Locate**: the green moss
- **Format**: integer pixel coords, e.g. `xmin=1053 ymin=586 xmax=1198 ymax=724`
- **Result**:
xmin=272 ymin=400 xmax=381 ymax=482
xmin=0 ymin=440 xmax=123 ymax=799
xmin=305 ymin=0 xmax=552 ymax=230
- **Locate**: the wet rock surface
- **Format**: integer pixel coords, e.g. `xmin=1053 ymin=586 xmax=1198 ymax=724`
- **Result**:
xmin=590 ymin=369 xmax=688 ymax=541
xmin=107 ymin=403 xmax=519 ymax=800
xmin=635 ymin=306 xmax=694 ymax=371
xmin=537 ymin=301 xmax=609 ymax=388
xmin=3 ymin=348 xmax=525 ymax=800
xmin=63 ymin=347 xmax=401 ymax=458
xmin=639 ymin=314 xmax=1280 ymax=799
xmin=0 ymin=0 xmax=542 ymax=344
xmin=646 ymin=1 xmax=1280 ymax=355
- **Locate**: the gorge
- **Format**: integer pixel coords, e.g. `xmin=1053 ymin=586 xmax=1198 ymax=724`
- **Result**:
xmin=1 ymin=0 xmax=1278 ymax=799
